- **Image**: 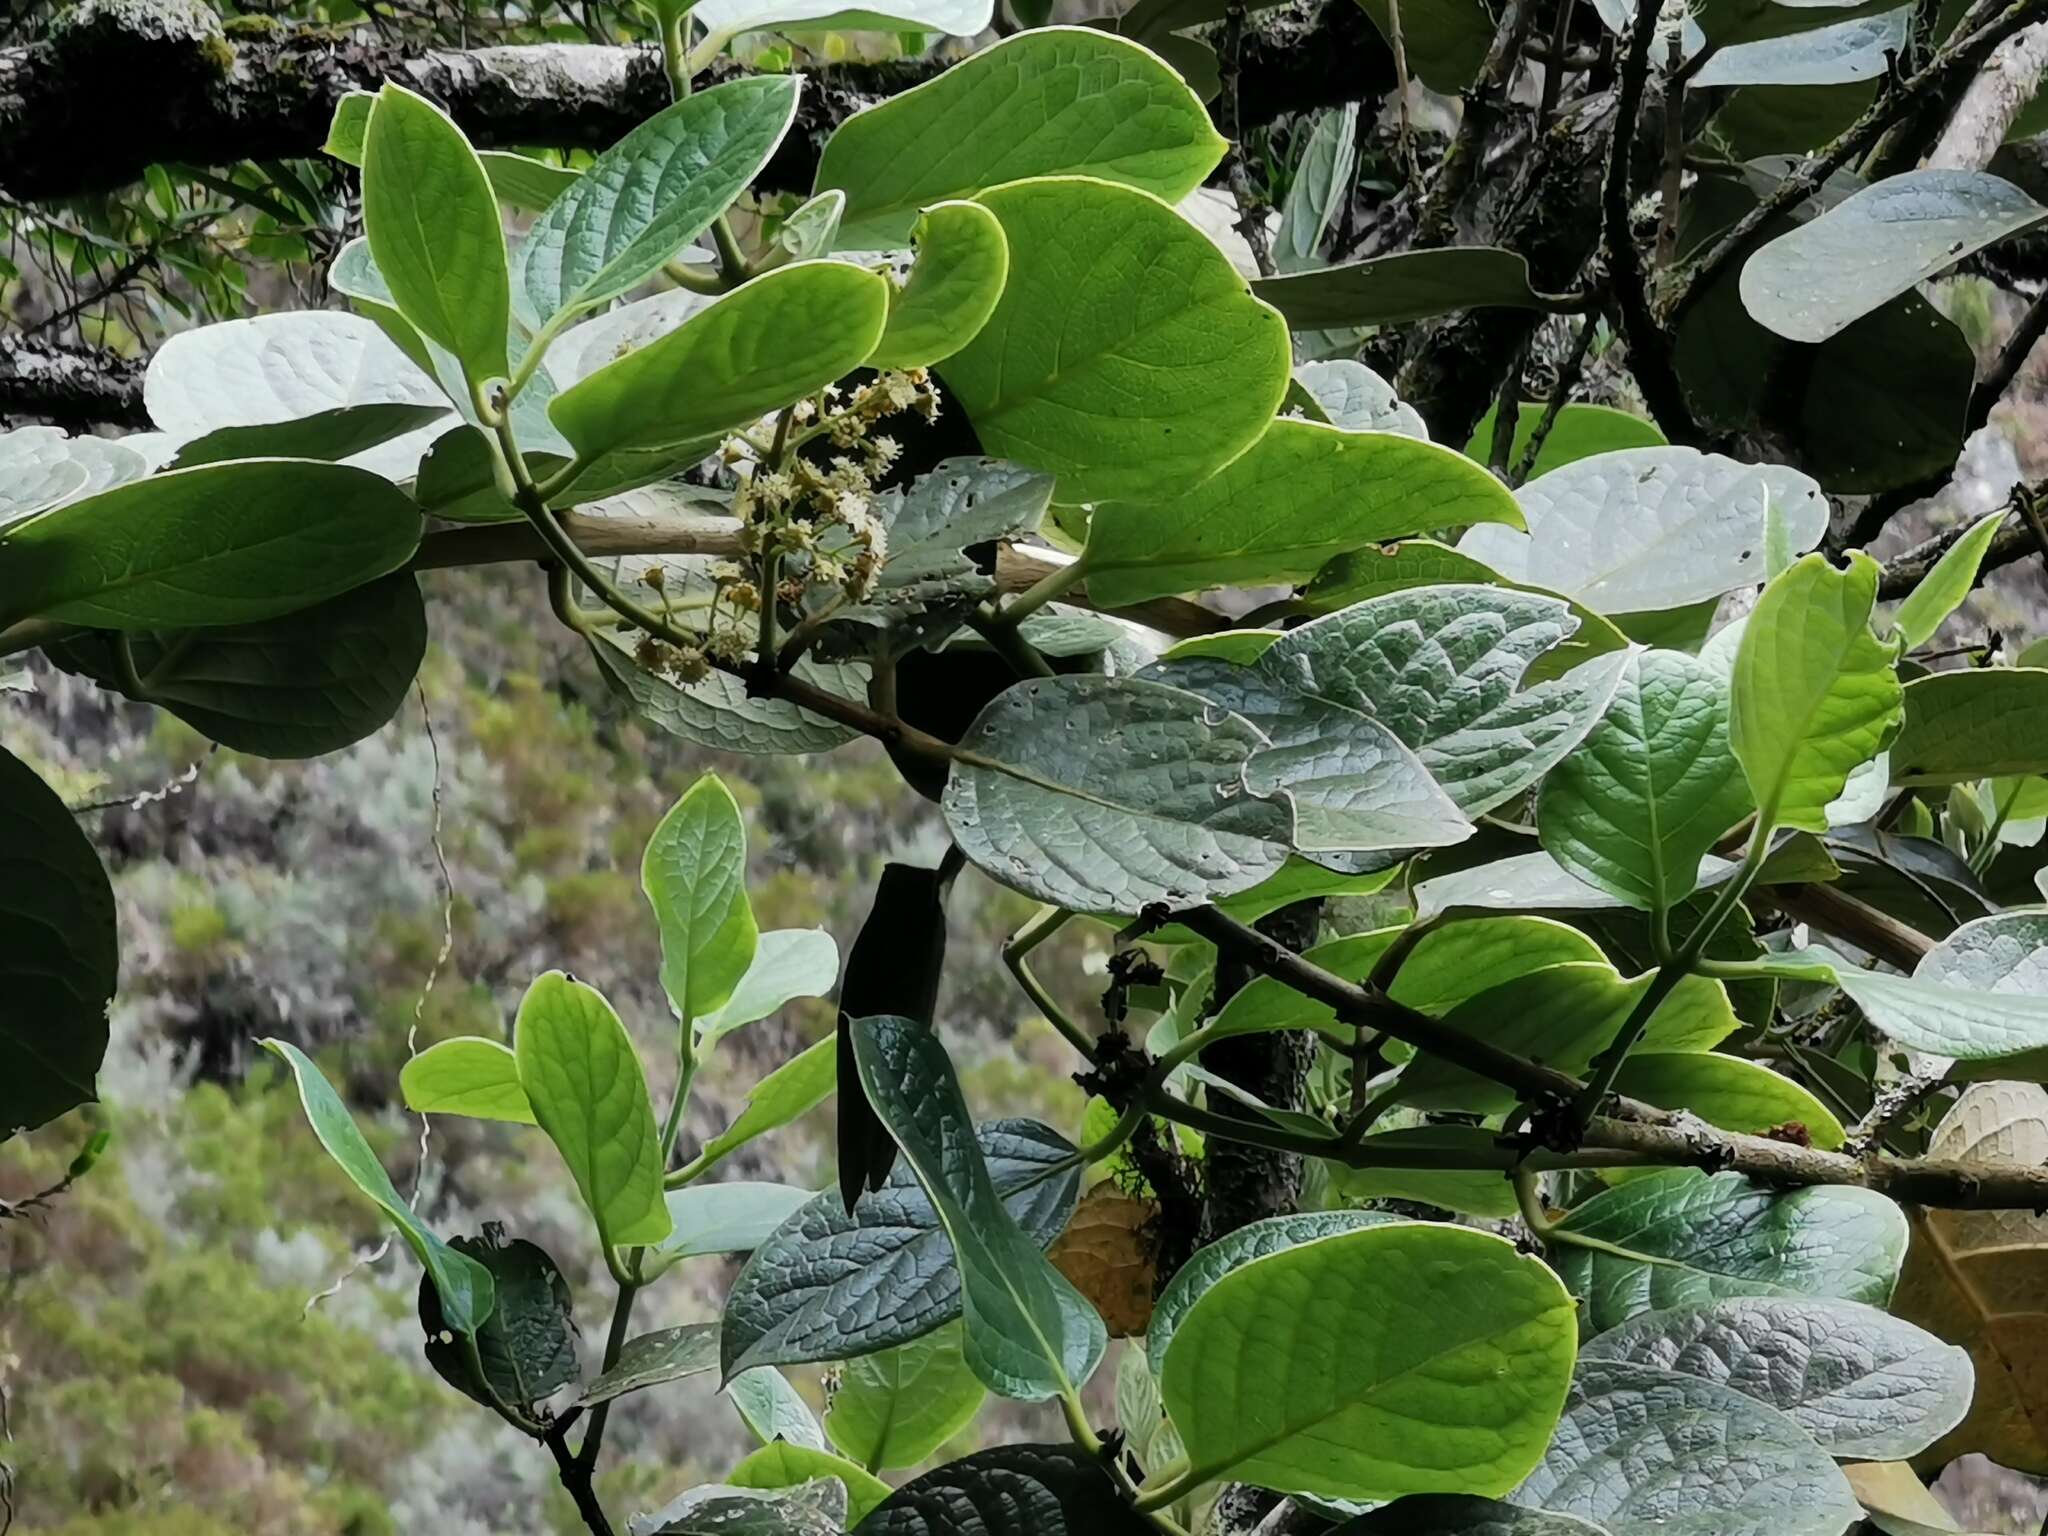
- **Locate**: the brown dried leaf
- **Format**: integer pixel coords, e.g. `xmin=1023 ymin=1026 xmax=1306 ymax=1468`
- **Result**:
xmin=1049 ymin=1186 xmax=1159 ymax=1338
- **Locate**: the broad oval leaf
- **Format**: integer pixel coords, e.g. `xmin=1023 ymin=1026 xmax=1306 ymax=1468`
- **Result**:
xmin=1293 ymin=358 xmax=1427 ymax=436
xmin=1161 ymin=1222 xmax=1577 ymax=1502
xmin=1891 ymin=666 xmax=2048 ymax=785
xmin=0 ymin=426 xmax=89 ymax=526
xmin=516 ymin=78 xmax=801 ymax=326
xmin=1550 ymin=1168 xmax=1910 ymax=1334
xmin=591 ymin=625 xmax=866 ymax=756
xmin=643 ymin=773 xmax=757 ymax=1031
xmin=1578 ymin=1296 xmax=1973 ymax=1459
xmin=262 ymin=1038 xmax=495 ymax=1334
xmin=48 ymin=573 xmax=428 ymax=759
xmin=850 ymin=1015 xmax=1106 ymax=1400
xmin=1084 ymin=417 xmax=1523 ymax=608
xmin=1252 ymin=247 xmax=1549 ymax=330
xmin=1742 ymin=170 xmax=2047 ymax=344
xmin=721 ymin=1117 xmax=1079 ymax=1375
xmin=514 ymin=971 xmax=672 ymax=1248
xmin=1461 ymin=447 xmax=1827 ymax=614
xmin=1145 ymin=1210 xmax=1398 ymax=1375
xmin=419 ymin=1230 xmax=578 ymax=1412
xmin=695 ymin=928 xmax=838 ymax=1045
xmin=1892 ymin=1082 xmax=2048 ymax=1472
xmin=1731 ymin=552 xmax=1902 ymax=832
xmin=939 ymin=674 xmax=1294 ymax=913
xmin=1764 ymin=930 xmax=2048 ymax=1061
xmin=550 ymin=261 xmax=891 ymax=498
xmin=362 ymin=84 xmax=510 ymax=387
xmin=1332 ymin=1498 xmax=1610 ymax=1536
xmin=1537 ymin=649 xmax=1755 ymax=912
xmin=1509 ymin=1358 xmax=1862 ymax=1536
xmin=815 ymin=29 xmax=1225 ymax=249
xmin=937 ymin=176 xmax=1291 ymax=505
xmin=1607 ymin=1051 xmax=1846 ymax=1148
xmin=659 ymin=1181 xmax=814 ymax=1260
xmin=823 ymin=1323 xmax=987 ymax=1469
xmin=868 ymin=201 xmax=1009 ymax=371
xmin=851 ymin=1444 xmax=1154 ymax=1535
xmin=0 ymin=744 xmax=115 ymax=1138
xmin=0 ymin=460 xmax=420 ymax=631
xmin=1326 ymin=1126 xmax=1523 ymax=1219
xmin=401 ymin=1036 xmax=535 ymax=1124
xmin=693 ymin=0 xmax=991 ymax=52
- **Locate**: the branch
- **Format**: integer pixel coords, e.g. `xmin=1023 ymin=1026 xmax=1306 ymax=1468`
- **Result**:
xmin=1412 ymin=0 xmax=1537 ymax=248
xmin=1928 ymin=19 xmax=2048 ymax=168
xmin=0 ymin=335 xmax=147 ymax=427
xmin=1875 ymin=507 xmax=2041 ymax=598
xmin=0 ymin=0 xmax=1382 ymax=202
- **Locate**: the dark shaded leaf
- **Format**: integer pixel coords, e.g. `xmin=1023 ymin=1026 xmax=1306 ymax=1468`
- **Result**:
xmin=852 ymin=1445 xmax=1152 ymax=1535
xmin=420 ymin=1228 xmax=579 ymax=1412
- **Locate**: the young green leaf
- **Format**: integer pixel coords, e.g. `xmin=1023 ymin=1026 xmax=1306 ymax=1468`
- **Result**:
xmin=1730 ymin=552 xmax=1903 ymax=832
xmin=1890 ymin=666 xmax=2048 ymax=784
xmin=643 ymin=774 xmax=757 ymax=1031
xmin=400 ymin=1037 xmax=535 ymax=1124
xmin=1537 ymin=648 xmax=1755 ymax=912
xmin=1550 ymin=1168 xmax=1909 ymax=1333
xmin=815 ymin=29 xmax=1225 ymax=249
xmin=1890 ymin=508 xmax=2009 ymax=650
xmin=687 ymin=1036 xmax=838 ymax=1182
xmin=479 ymin=150 xmax=580 ymax=213
xmin=513 ymin=971 xmax=672 ymax=1248
xmin=515 ymin=78 xmax=801 ymax=326
xmin=418 ymin=1230 xmax=579 ymax=1412
xmin=728 ymin=1442 xmax=892 ymax=1524
xmin=824 ymin=1323 xmax=987 ymax=1469
xmin=851 ymin=1445 xmax=1155 ymax=1535
xmin=0 ymin=744 xmax=115 ymax=1139
xmin=726 ymin=1365 xmax=826 ymax=1450
xmin=851 ymin=1016 xmax=1106 ymax=1400
xmin=939 ymin=675 xmax=1295 ymax=913
xmin=658 ymin=1180 xmax=813 ymax=1259
xmin=1509 ymin=1359 xmax=1862 ymax=1536
xmin=549 ymin=261 xmax=891 ymax=499
xmin=722 ymin=1117 xmax=1078 ymax=1375
xmin=1084 ymin=419 xmax=1523 ymax=607
xmin=1160 ymin=1223 xmax=1577 ymax=1502
xmin=262 ymin=1038 xmax=495 ymax=1335
xmin=938 ymin=176 xmax=1290 ymax=505
xmin=1578 ymin=1296 xmax=1973 ymax=1459
xmin=694 ymin=928 xmax=837 ymax=1045
xmin=0 ymin=460 xmax=421 ymax=631
xmin=868 ymin=201 xmax=1009 ymax=371
xmin=1607 ymin=1052 xmax=1846 ymax=1148
xmin=361 ymin=84 xmax=511 ymax=387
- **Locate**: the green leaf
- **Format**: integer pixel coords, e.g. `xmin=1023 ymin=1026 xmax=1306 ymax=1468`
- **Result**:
xmin=868 ymin=201 xmax=1009 ymax=371
xmin=938 ymin=176 xmax=1290 ymax=505
xmin=1204 ymin=915 xmax=1603 ymax=1044
xmin=419 ymin=1230 xmax=578 ymax=1411
xmin=516 ymin=78 xmax=800 ymax=326
xmin=872 ymin=457 xmax=1054 ymax=603
xmin=549 ymin=262 xmax=891 ymax=497
xmin=658 ymin=1180 xmax=813 ymax=1260
xmin=1891 ymin=666 xmax=2048 ymax=784
xmin=815 ymin=28 xmax=1225 ymax=250
xmin=591 ymin=625 xmax=866 ymax=756
xmin=688 ymin=1037 xmax=838 ymax=1181
xmin=824 ymin=1324 xmax=987 ymax=1469
xmin=479 ymin=150 xmax=580 ymax=213
xmin=47 ymin=573 xmax=428 ymax=759
xmin=0 ymin=460 xmax=420 ymax=631
xmin=727 ymin=1366 xmax=826 ymax=1450
xmin=1550 ymin=1168 xmax=1909 ymax=1334
xmin=1161 ymin=1222 xmax=1577 ymax=1502
xmin=0 ymin=744 xmax=115 ymax=1138
xmin=1244 ymin=585 xmax=1630 ymax=815
xmin=1537 ymin=649 xmax=1755 ymax=912
xmin=401 ymin=1037 xmax=535 ymax=1124
xmin=576 ymin=1323 xmax=719 ymax=1406
xmin=362 ymin=85 xmax=510 ymax=387
xmin=637 ymin=1480 xmax=847 ymax=1536
xmin=1352 ymin=0 xmax=1497 ymax=89
xmin=1331 ymin=1500 xmax=1609 ymax=1536
xmin=1608 ymin=1052 xmax=1846 ymax=1148
xmin=262 ymin=1038 xmax=495 ymax=1334
xmin=1891 ymin=509 xmax=2011 ymax=649
xmin=692 ymin=0 xmax=989 ymax=52
xmin=729 ymin=1443 xmax=892 ymax=1524
xmin=777 ymin=188 xmax=844 ymax=258
xmin=1730 ymin=553 xmax=1903 ymax=832
xmin=851 ymin=1016 xmax=1105 ymax=1399
xmin=1253 ymin=248 xmax=1549 ymax=330
xmin=940 ymin=675 xmax=1295 ymax=914
xmin=0 ymin=428 xmax=89 ymax=526
xmin=852 ymin=1445 xmax=1153 ymax=1535
xmin=1508 ymin=1358 xmax=1862 ymax=1536
xmin=167 ymin=403 xmax=449 ymax=471
xmin=1462 ymin=402 xmax=1665 ymax=478
xmin=514 ymin=971 xmax=672 ymax=1248
xmin=1276 ymin=104 xmax=1358 ymax=272
xmin=1742 ymin=170 xmax=2047 ymax=343
xmin=1084 ymin=418 xmax=1522 ymax=607
xmin=643 ymin=774 xmax=757 ymax=1031
xmin=1398 ymin=962 xmax=1736 ymax=1113
xmin=1324 ymin=1128 xmax=1522 ymax=1220
xmin=1462 ymin=448 xmax=1828 ymax=615
xmin=1578 ymin=1296 xmax=1973 ymax=1459
xmin=1290 ymin=359 xmax=1427 ymax=436
xmin=722 ymin=1117 xmax=1079 ymax=1374
xmin=1145 ymin=1211 xmax=1398 ymax=1376
xmin=695 ymin=929 xmax=837 ymax=1045
xmin=324 ymin=90 xmax=373 ymax=164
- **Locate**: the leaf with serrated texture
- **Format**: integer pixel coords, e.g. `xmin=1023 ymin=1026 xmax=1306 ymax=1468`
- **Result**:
xmin=852 ymin=1444 xmax=1153 ymax=1535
